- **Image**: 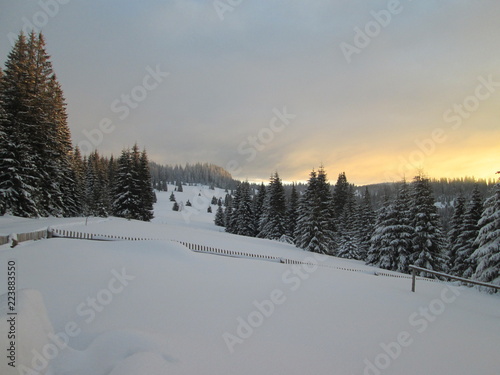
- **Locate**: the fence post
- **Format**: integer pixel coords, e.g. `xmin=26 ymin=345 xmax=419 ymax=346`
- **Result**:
xmin=411 ymin=268 xmax=416 ymax=293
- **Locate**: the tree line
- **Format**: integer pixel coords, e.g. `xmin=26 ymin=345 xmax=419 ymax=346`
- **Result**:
xmin=216 ymin=167 xmax=500 ymax=287
xmin=0 ymin=32 xmax=154 ymax=221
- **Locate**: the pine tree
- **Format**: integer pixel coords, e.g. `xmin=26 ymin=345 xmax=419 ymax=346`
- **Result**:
xmin=410 ymin=174 xmax=448 ymax=274
xmin=253 ymin=182 xmax=267 ymax=236
xmin=337 ymin=186 xmax=361 ymax=259
xmin=367 ymin=192 xmax=393 ymax=267
xmin=295 ymin=167 xmax=334 ymax=254
xmin=172 ymin=201 xmax=179 ymax=211
xmin=137 ymin=148 xmax=154 ymax=221
xmin=357 ymin=187 xmax=376 ymax=261
xmin=258 ymin=172 xmax=286 ymax=240
xmin=0 ymin=32 xmax=74 ymax=217
xmin=451 ymin=186 xmax=482 ymax=278
xmin=448 ymin=194 xmax=466 ymax=270
xmin=0 ymin=33 xmax=40 ymax=217
xmin=234 ymin=181 xmax=255 ymax=237
xmin=392 ymin=180 xmax=414 ymax=273
xmin=332 ymin=171 xmax=349 ymax=219
xmin=214 ymin=202 xmax=225 ymax=226
xmin=285 ymin=183 xmax=299 ymax=241
xmin=169 ymin=192 xmax=176 ymax=202
xmin=472 ymin=178 xmax=500 ymax=288
xmin=0 ymin=68 xmax=10 ymax=215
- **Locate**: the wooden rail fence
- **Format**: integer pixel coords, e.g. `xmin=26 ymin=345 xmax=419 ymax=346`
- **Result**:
xmin=409 ymin=265 xmax=500 ymax=293
xmin=7 ymin=228 xmax=496 ymax=294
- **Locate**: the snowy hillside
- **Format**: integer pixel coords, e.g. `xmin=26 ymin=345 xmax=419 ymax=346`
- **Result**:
xmin=0 ymin=185 xmax=499 ymax=375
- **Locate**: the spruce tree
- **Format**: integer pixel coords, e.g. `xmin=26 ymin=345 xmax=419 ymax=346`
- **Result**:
xmin=392 ymin=180 xmax=414 ymax=273
xmin=332 ymin=171 xmax=349 ymax=219
xmin=472 ymin=178 xmax=500 ymax=288
xmin=295 ymin=168 xmax=334 ymax=254
xmin=258 ymin=172 xmax=286 ymax=240
xmin=214 ymin=200 xmax=225 ymax=227
xmin=138 ymin=148 xmax=154 ymax=221
xmin=410 ymin=174 xmax=448 ymax=274
xmin=0 ymin=32 xmax=74 ymax=217
xmin=0 ymin=33 xmax=40 ymax=217
xmin=448 ymin=194 xmax=466 ymax=270
xmin=234 ymin=181 xmax=255 ymax=237
xmin=253 ymin=182 xmax=267 ymax=236
xmin=357 ymin=187 xmax=376 ymax=261
xmin=367 ymin=192 xmax=393 ymax=267
xmin=285 ymin=183 xmax=299 ymax=241
xmin=337 ymin=186 xmax=361 ymax=260
xmin=452 ymin=186 xmax=482 ymax=278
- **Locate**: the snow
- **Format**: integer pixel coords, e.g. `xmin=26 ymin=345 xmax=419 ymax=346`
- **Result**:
xmin=0 ymin=185 xmax=499 ymax=375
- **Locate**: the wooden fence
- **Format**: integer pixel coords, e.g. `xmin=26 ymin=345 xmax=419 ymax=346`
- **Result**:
xmin=10 ymin=227 xmax=494 ymax=294
xmin=1 ymin=229 xmax=50 ymax=247
xmin=409 ymin=265 xmax=500 ymax=293
xmin=0 ymin=235 xmax=9 ymax=246
xmin=50 ymin=228 xmax=160 ymax=241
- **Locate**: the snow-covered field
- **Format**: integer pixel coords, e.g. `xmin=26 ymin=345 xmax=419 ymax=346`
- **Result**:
xmin=0 ymin=185 xmax=499 ymax=375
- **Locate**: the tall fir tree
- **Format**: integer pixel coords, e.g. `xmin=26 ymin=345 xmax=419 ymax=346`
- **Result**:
xmin=295 ymin=167 xmax=334 ymax=254
xmin=409 ymin=174 xmax=448 ymax=274
xmin=337 ymin=185 xmax=361 ymax=259
xmin=138 ymin=148 xmax=154 ymax=221
xmin=448 ymin=194 xmax=466 ymax=270
xmin=471 ymin=178 xmax=500 ymax=288
xmin=214 ymin=199 xmax=225 ymax=227
xmin=332 ymin=171 xmax=349 ymax=219
xmin=285 ymin=183 xmax=299 ymax=241
xmin=357 ymin=187 xmax=376 ymax=261
xmin=233 ymin=181 xmax=255 ymax=236
xmin=258 ymin=172 xmax=287 ymax=240
xmin=0 ymin=33 xmax=40 ymax=217
xmin=0 ymin=32 xmax=74 ymax=217
xmin=367 ymin=191 xmax=393 ymax=267
xmin=253 ymin=182 xmax=267 ymax=236
xmin=451 ymin=186 xmax=483 ymax=278
xmin=392 ymin=180 xmax=414 ymax=273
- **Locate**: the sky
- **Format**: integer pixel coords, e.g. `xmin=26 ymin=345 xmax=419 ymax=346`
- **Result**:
xmin=0 ymin=0 xmax=499 ymax=185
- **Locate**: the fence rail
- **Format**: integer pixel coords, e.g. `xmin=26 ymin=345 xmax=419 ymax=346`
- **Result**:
xmin=9 ymin=227 xmax=494 ymax=295
xmin=0 ymin=235 xmax=9 ymax=246
xmin=409 ymin=265 xmax=500 ymax=292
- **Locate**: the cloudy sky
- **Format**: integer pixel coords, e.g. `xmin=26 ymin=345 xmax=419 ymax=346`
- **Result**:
xmin=1 ymin=0 xmax=499 ymax=184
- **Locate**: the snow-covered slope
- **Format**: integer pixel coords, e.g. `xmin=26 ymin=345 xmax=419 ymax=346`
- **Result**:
xmin=0 ymin=186 xmax=499 ymax=375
